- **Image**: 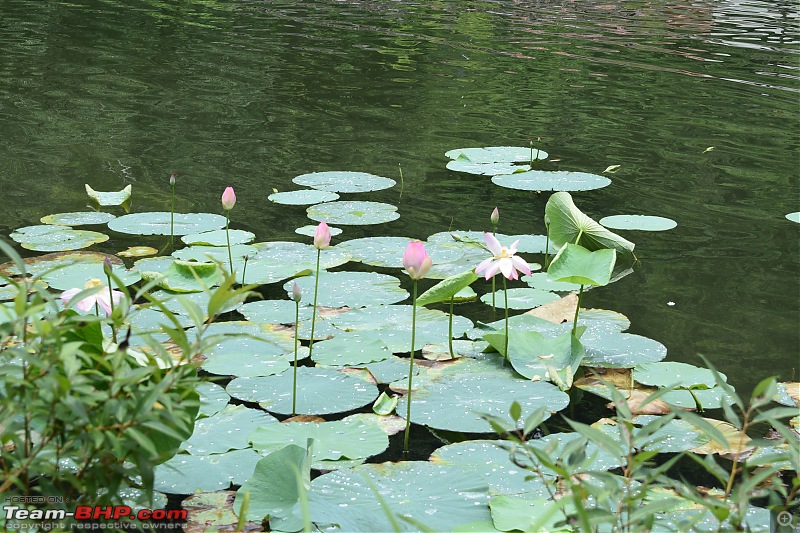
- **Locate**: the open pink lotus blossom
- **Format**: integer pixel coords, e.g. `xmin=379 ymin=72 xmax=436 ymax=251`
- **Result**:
xmin=221 ymin=186 xmax=236 ymax=210
xmin=61 ymin=279 xmax=123 ymax=316
xmin=403 ymin=241 xmax=432 ymax=280
xmin=314 ymin=221 xmax=331 ymax=250
xmin=475 ymin=233 xmax=532 ymax=281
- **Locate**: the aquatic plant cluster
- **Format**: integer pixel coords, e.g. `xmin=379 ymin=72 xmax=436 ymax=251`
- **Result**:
xmin=0 ymin=147 xmax=797 ymax=531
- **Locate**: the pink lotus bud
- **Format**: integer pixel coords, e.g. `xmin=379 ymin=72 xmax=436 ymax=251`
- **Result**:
xmin=403 ymin=241 xmax=432 ymax=280
xmin=221 ymin=187 xmax=236 ymax=210
xmin=292 ymin=282 xmax=302 ymax=303
xmin=169 ymin=173 xmax=177 ymax=186
xmin=314 ymin=221 xmax=331 ymax=250
xmin=490 ymin=207 xmax=499 ymax=226
xmin=103 ymin=257 xmax=113 ymax=277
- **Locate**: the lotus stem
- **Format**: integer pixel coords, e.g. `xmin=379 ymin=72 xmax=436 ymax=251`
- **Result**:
xmin=573 ymin=284 xmax=584 ymax=337
xmin=292 ymin=297 xmax=300 ymax=416
xmin=225 ymin=212 xmax=234 ymax=275
xmin=503 ymin=277 xmax=509 ymax=358
xmin=403 ymin=279 xmax=418 ymax=453
xmin=241 ymin=255 xmax=249 ymax=285
xmin=491 ymin=223 xmax=497 ymax=315
xmin=308 ymin=249 xmax=322 ymax=360
xmin=104 ymin=271 xmax=117 ymax=344
xmin=170 ymin=180 xmax=175 ymax=247
xmin=448 ymin=297 xmax=455 ymax=359
xmin=544 ymin=222 xmax=550 ymax=269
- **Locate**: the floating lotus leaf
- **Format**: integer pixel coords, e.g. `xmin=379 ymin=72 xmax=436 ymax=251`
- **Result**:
xmin=126 ymin=306 xmax=194 ymax=331
xmin=599 ymin=215 xmax=677 ymax=231
xmin=308 ymin=462 xmax=491 ymax=532
xmin=0 ymin=251 xmax=115 ymax=277
xmin=173 ymin=244 xmax=257 ymax=274
xmin=426 ymin=251 xmax=490 ymax=280
xmin=227 ymin=367 xmax=378 ymax=415
xmin=337 ymin=236 xmax=463 ymax=268
xmin=183 ymin=405 xmax=277 ymax=455
xmin=151 ymin=289 xmax=246 ymax=317
xmin=533 ymin=431 xmax=627 ymax=471
xmin=140 ymin=260 xmax=224 ymax=293
xmin=786 ymin=212 xmax=800 ymax=223
xmin=581 ymin=331 xmax=667 ymax=368
xmin=0 ymin=280 xmax=48 ymax=301
xmin=108 ymin=212 xmax=226 ymax=236
xmin=239 ymin=300 xmax=314 ymax=324
xmin=660 ymin=388 xmax=736 ymax=410
xmin=292 ymin=171 xmax=395 ymax=193
xmin=41 ymin=211 xmax=116 ymax=226
xmin=331 ymin=305 xmax=473 ymax=352
xmin=85 ymin=184 xmax=132 ymax=206
xmin=249 ymin=414 xmax=389 ymax=469
xmin=430 ymin=440 xmax=552 ymax=496
xmin=546 ymin=192 xmax=635 ymax=256
xmin=745 ymin=442 xmax=796 ymax=471
xmin=132 ymin=256 xmax=175 ymax=274
xmin=489 ymin=495 xmax=567 ymax=532
xmin=547 ymin=244 xmax=616 ymax=286
xmin=493 ymin=170 xmax=611 ymax=192
xmin=202 ymin=321 xmax=297 ymax=361
xmin=655 ymin=505 xmax=771 ymax=532
xmin=307 ymin=201 xmax=399 ymax=226
xmin=295 ymin=224 xmax=343 ymax=238
xmin=201 ymin=353 xmax=291 ymax=378
xmin=446 ymin=146 xmax=548 ymax=164
xmin=485 ymin=330 xmax=584 ymax=383
xmin=364 ymin=356 xmax=414 ymax=384
xmin=40 ymin=261 xmax=140 ymax=290
xmin=773 ymin=382 xmax=799 ymax=407
xmin=446 ymin=159 xmax=529 ymax=176
xmin=183 ymin=491 xmax=261 ymax=532
xmin=268 ymin=189 xmax=340 ymax=205
xmin=396 ymin=373 xmax=569 ymax=433
xmin=181 ymin=229 xmax=256 ymax=246
xmin=10 ymin=225 xmax=108 ymax=252
xmin=197 ymin=382 xmax=230 ymax=418
xmin=118 ymin=246 xmax=158 ymax=258
xmin=312 ymin=332 xmax=391 ymax=366
xmin=416 ymin=270 xmax=479 ymax=307
xmin=522 ymin=272 xmax=582 ymax=292
xmin=154 ymin=448 xmax=262 ymax=494
xmin=596 ymin=417 xmax=710 ymax=454
xmin=480 ymin=288 xmax=560 ymax=310
xmin=423 ymin=339 xmax=489 ymax=361
xmin=372 ymin=392 xmax=398 ymax=416
xmin=576 ymin=308 xmax=631 ymax=334
xmin=634 ymin=362 xmax=726 ymax=389
xmin=512 ymin=234 xmax=560 ymax=254
xmin=245 ymin=241 xmax=351 ymax=284
xmin=286 ymin=271 xmax=407 ymax=308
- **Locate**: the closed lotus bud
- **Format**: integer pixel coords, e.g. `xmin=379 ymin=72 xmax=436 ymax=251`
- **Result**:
xmin=314 ymin=221 xmax=331 ymax=250
xmin=103 ymin=257 xmax=113 ymax=277
xmin=490 ymin=207 xmax=499 ymax=226
xmin=403 ymin=241 xmax=432 ymax=280
xmin=169 ymin=173 xmax=176 ymax=186
xmin=221 ymin=187 xmax=236 ymax=210
xmin=292 ymin=282 xmax=302 ymax=303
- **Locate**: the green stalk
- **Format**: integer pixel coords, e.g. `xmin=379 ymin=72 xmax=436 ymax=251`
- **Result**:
xmin=491 ymin=224 xmax=497 ymax=315
xmin=170 ymin=180 xmax=175 ymax=247
xmin=572 ymin=284 xmax=584 ymax=337
xmin=292 ymin=298 xmax=300 ymax=415
xmin=403 ymin=280 xmax=418 ymax=453
xmin=503 ymin=276 xmax=509 ymax=358
xmin=308 ymin=249 xmax=322 ymax=360
xmin=448 ymin=297 xmax=455 ymax=359
xmin=544 ymin=221 xmax=550 ymax=269
xmin=225 ymin=211 xmax=234 ymax=275
xmin=241 ymin=255 xmax=249 ymax=285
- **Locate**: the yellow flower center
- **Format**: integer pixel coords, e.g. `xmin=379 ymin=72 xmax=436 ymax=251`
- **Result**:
xmin=496 ymin=247 xmax=512 ymax=259
xmin=85 ymin=278 xmax=103 ymax=289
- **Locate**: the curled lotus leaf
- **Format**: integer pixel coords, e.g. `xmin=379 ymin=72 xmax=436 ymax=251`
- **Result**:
xmin=546 ymin=192 xmax=635 ymax=256
xmin=118 ymin=246 xmax=158 ymax=258
xmin=85 ymin=184 xmax=132 ymax=206
xmin=292 ymin=171 xmax=395 ymax=193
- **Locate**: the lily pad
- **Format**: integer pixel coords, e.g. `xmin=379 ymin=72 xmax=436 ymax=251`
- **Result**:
xmin=41 ymin=211 xmax=116 ymax=226
xmin=227 ymin=367 xmax=378 ymax=416
xmin=197 ymin=382 xmax=231 ymax=418
xmin=118 ymin=246 xmax=158 ymax=258
xmin=337 ymin=236 xmax=463 ymax=268
xmin=285 ymin=271 xmax=407 ymax=308
xmin=173 ymin=244 xmax=257 ymax=273
xmin=183 ymin=405 xmax=278 ymax=455
xmin=40 ymin=261 xmax=141 ymax=290
xmin=784 ymin=212 xmax=800 ymax=223
xmin=308 ymin=462 xmax=491 ymax=532
xmin=10 ymin=225 xmax=109 ymax=252
xmin=245 ymin=241 xmax=351 ymax=285
xmin=85 ymin=184 xmax=132 ymax=206
xmin=599 ymin=215 xmax=677 ymax=231
xmin=447 ymin=159 xmax=530 ymax=176
xmin=480 ymin=288 xmax=560 ymax=310
xmin=445 ymin=146 xmax=548 ymax=175
xmin=183 ymin=491 xmax=262 ymax=532
xmin=0 ymin=251 xmax=115 ymax=277
xmin=581 ymin=331 xmax=667 ymax=368
xmin=201 ymin=352 xmax=292 ymax=378
xmin=108 ymin=212 xmax=226 ymax=236
xmin=151 ymin=289 xmax=247 ymax=317
xmin=292 ymin=171 xmax=395 ymax=193
xmin=140 ymin=260 xmax=224 ymax=293
xmin=546 ymin=192 xmax=635 ymax=256
xmin=295 ymin=224 xmax=343 ymax=238
xmin=364 ymin=356 xmax=414 ymax=384
xmin=307 ymin=201 xmax=399 ymax=226
xmin=154 ymin=448 xmax=262 ymax=494
xmin=635 ymin=362 xmax=725 ymax=389
xmin=268 ymin=189 xmax=340 ymax=205
xmin=311 ymin=332 xmax=392 ymax=367
xmin=181 ymin=229 xmax=256 ymax=246
xmin=202 ymin=321 xmax=297 ymax=361
xmin=522 ymin=272 xmax=583 ymax=292
xmin=547 ymin=243 xmax=616 ymax=287
xmin=493 ymin=170 xmax=611 ymax=192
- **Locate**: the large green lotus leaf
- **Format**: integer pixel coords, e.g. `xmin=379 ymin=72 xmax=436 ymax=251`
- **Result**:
xmin=249 ymin=241 xmax=351 ymax=279
xmin=467 ymin=313 xmax=560 ymax=341
xmin=485 ymin=330 xmax=584 ymax=383
xmin=183 ymin=405 xmax=277 ymax=455
xmin=634 ymin=362 xmax=726 ymax=389
xmin=397 ymin=374 xmax=569 ymax=433
xmin=660 ymin=388 xmax=736 ymax=410
xmin=154 ymin=448 xmax=262 ymax=494
xmin=234 ymin=260 xmax=310 ymax=286
xmin=773 ymin=382 xmax=799 ymax=407
xmin=296 ymin=313 xmax=344 ymax=342
xmin=493 ymin=170 xmax=610 ymax=192
xmin=430 ymin=440 xmax=552 ymax=497
xmin=173 ymin=244 xmax=258 ymax=272
xmin=140 ymin=260 xmax=224 ymax=293
xmin=41 ymin=211 xmax=117 ymax=226
xmin=599 ymin=215 xmax=677 ymax=231
xmin=295 ymin=224 xmax=343 ymax=238
xmin=40 ymin=261 xmax=140 ymax=290
xmin=446 ymin=159 xmax=530 ymax=176
xmin=285 ymin=271 xmax=407 ymax=308
xmin=307 ymin=201 xmax=399 ymax=225
xmin=522 ymin=272 xmax=582 ymax=293
xmin=312 ymin=332 xmax=391 ymax=366
xmin=108 ymin=212 xmax=226 ymax=236
xmin=0 ymin=251 xmax=114 ymax=277
xmin=292 ymin=171 xmax=395 ymax=193
xmin=150 ymin=289 xmax=247 ymax=317
xmin=202 ymin=321 xmax=296 ymax=360
xmin=581 ymin=331 xmax=667 ymax=368
xmin=268 ymin=189 xmax=340 ymax=205
xmin=132 ymin=256 xmax=175 ymax=274
xmin=446 ymin=146 xmax=548 ymax=163
xmin=629 ymin=416 xmax=711 ymax=453
xmin=308 ymin=462 xmax=491 ymax=532
xmin=337 ymin=236 xmax=463 ymax=268
xmin=654 ymin=505 xmax=771 ymax=532
xmin=234 ymin=445 xmax=308 ymax=532
xmin=423 ymin=339 xmax=490 ymax=361
xmin=330 ymin=305 xmax=473 ymax=352
xmin=512 ymin=234 xmax=559 ymax=254
xmin=226 ymin=367 xmax=378 ymax=415
xmin=239 ymin=300 xmax=314 ymax=324
xmin=786 ymin=212 xmax=800 ymax=223
xmin=533 ymin=431 xmax=626 ymax=471
xmin=547 ymin=244 xmax=616 ymax=286
xmin=545 ymin=192 xmax=635 ymax=256
xmin=364 ymin=356 xmax=414 ymax=384
xmin=201 ymin=353 xmax=292 ymax=378
xmin=249 ymin=414 xmax=389 ymax=467
xmin=85 ymin=184 xmax=132 ymax=206
xmin=572 ymin=308 xmax=630 ymax=334
xmin=10 ymin=225 xmax=109 ymax=252
xmin=416 ymin=270 xmax=479 ymax=307
xmin=745 ymin=442 xmax=796 ymax=471
xmin=181 ymin=229 xmax=256 ymax=246
xmin=426 ymin=250 xmax=490 ymax=280
xmin=480 ymin=288 xmax=560 ymax=310
xmin=197 ymin=382 xmax=230 ymax=418
xmin=489 ymin=495 xmax=569 ymax=532
xmin=127 ymin=306 xmax=194 ymax=331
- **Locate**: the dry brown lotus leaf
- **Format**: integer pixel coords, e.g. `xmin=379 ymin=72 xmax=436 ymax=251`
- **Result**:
xmin=317 ymin=305 xmax=351 ymax=319
xmin=283 ymin=414 xmax=326 ymax=423
xmin=118 ymin=246 xmax=158 ymax=258
xmin=525 ymin=292 xmax=578 ymax=324
xmin=607 ymin=389 xmax=673 ymax=415
xmin=689 ymin=418 xmax=754 ymax=457
xmin=784 ymin=382 xmax=800 ymax=405
xmin=422 ymin=343 xmax=459 ymax=361
xmin=574 ymin=368 xmax=674 ymax=415
xmin=182 ymin=490 xmax=262 ymax=533
xmin=340 ymin=367 xmax=378 ymax=385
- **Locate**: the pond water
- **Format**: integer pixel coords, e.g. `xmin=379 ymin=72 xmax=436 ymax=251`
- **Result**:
xmin=0 ymin=0 xmax=797 ymax=395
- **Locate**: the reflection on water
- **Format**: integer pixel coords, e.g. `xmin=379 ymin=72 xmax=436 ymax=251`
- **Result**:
xmin=0 ymin=0 xmax=796 ymax=392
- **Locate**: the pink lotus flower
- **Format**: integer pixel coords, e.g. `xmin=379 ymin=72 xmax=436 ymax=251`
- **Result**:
xmin=221 ymin=187 xmax=236 ymax=210
xmin=292 ymin=282 xmax=302 ymax=303
xmin=61 ymin=279 xmax=123 ymax=316
xmin=403 ymin=241 xmax=432 ymax=280
xmin=314 ymin=221 xmax=331 ymax=250
xmin=475 ymin=233 xmax=532 ymax=281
